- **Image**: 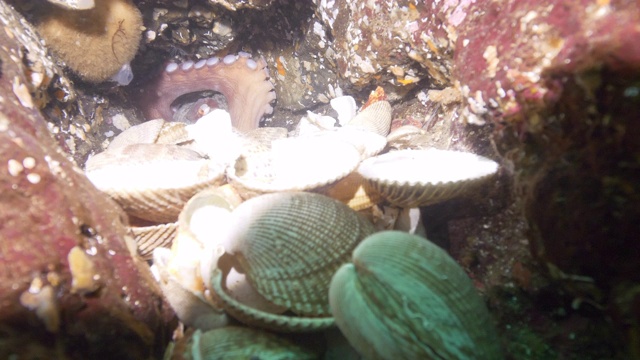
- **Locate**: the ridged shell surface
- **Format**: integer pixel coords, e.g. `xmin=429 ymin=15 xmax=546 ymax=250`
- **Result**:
xmin=210 ymin=269 xmax=335 ymax=332
xmin=345 ymin=101 xmax=392 ymax=137
xmin=131 ymin=222 xmax=177 ymax=260
xmin=329 ymin=231 xmax=503 ymax=360
xmin=221 ymin=192 xmax=376 ymax=316
xmin=172 ymin=327 xmax=318 ymax=360
xmin=357 ymin=148 xmax=499 ymax=207
xmin=85 ymin=143 xmax=226 ymax=222
xmin=227 ymin=136 xmax=361 ymax=199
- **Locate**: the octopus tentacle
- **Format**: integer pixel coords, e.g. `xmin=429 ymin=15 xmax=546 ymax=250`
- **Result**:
xmin=138 ymin=53 xmax=276 ymax=133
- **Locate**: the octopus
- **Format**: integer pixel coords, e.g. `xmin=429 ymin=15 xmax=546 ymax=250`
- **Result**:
xmin=137 ymin=52 xmax=276 ymax=133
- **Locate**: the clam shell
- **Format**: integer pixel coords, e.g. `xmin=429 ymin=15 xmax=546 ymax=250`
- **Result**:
xmin=345 ymin=100 xmax=392 ymax=136
xmin=152 ymin=248 xmax=228 ymax=331
xmin=169 ymin=186 xmax=243 ymax=297
xmin=357 ymin=148 xmax=499 ymax=207
xmin=171 ymin=327 xmax=319 ymax=359
xmin=107 ymin=119 xmax=192 ymax=150
xmin=315 ymin=172 xmax=381 ymax=211
xmin=227 ymin=136 xmax=361 ymax=199
xmin=219 ymin=192 xmax=376 ymax=316
xmin=130 ymin=221 xmax=177 ymax=260
xmin=329 ymin=231 xmax=503 ymax=359
xmin=325 ymin=127 xmax=387 ymax=161
xmin=85 ymin=143 xmax=226 ymax=223
xmin=210 ymin=269 xmax=335 ymax=332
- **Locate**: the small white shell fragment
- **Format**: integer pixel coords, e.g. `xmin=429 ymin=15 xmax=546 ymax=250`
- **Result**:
xmin=296 ymin=111 xmax=336 ymax=137
xmin=185 ymin=109 xmax=241 ymax=164
xmin=152 ymin=248 xmax=228 ymax=330
xmin=394 ymin=207 xmax=426 ymax=237
xmin=330 ymin=95 xmax=357 ymax=126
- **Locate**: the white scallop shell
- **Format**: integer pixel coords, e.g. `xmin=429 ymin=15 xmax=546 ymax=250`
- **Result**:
xmin=345 ymin=100 xmax=392 ymax=136
xmin=86 ymin=143 xmax=226 ymax=223
xmin=227 ymin=136 xmax=361 ymax=199
xmin=357 ymin=148 xmax=499 ymax=207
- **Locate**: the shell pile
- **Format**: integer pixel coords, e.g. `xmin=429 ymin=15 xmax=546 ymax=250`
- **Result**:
xmin=83 ymin=91 xmax=503 ymax=358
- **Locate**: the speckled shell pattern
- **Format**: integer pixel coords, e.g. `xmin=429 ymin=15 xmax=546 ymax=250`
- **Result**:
xmin=329 ymin=231 xmax=503 ymax=360
xmin=227 ymin=135 xmax=362 ymax=199
xmin=219 ymin=192 xmax=376 ymax=317
xmin=138 ymin=53 xmax=276 ymax=133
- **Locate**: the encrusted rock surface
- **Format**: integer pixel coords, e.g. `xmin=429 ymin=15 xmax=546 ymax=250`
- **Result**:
xmin=0 ymin=2 xmax=176 ymax=359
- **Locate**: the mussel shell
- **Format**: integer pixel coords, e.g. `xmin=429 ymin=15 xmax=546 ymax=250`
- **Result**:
xmin=357 ymin=148 xmax=499 ymax=207
xmin=329 ymin=231 xmax=503 ymax=359
xmin=220 ymin=192 xmax=376 ymax=316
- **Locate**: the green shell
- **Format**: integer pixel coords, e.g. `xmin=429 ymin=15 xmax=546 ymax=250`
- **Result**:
xmin=329 ymin=231 xmax=503 ymax=360
xmin=172 ymin=326 xmax=319 ymax=360
xmin=223 ymin=192 xmax=376 ymax=316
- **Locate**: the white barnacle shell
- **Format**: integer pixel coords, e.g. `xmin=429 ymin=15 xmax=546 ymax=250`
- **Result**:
xmin=329 ymin=231 xmax=504 ymax=359
xmin=357 ymin=148 xmax=499 ymax=207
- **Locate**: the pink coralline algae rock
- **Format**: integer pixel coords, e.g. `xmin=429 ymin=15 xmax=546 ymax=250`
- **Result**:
xmin=453 ymin=0 xmax=640 ymax=352
xmin=0 ymin=4 xmax=176 ymax=359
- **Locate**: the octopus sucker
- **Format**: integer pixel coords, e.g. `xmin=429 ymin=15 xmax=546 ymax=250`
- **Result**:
xmin=138 ymin=53 xmax=276 ymax=133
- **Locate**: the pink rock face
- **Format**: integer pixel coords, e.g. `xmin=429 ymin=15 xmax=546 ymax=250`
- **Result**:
xmin=454 ymin=0 xmax=640 ymax=129
xmin=0 ymin=6 xmax=176 ymax=359
xmin=453 ymin=0 xmax=640 ymax=351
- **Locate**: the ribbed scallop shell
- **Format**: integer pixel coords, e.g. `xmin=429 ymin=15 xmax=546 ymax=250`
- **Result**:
xmin=329 ymin=231 xmax=503 ymax=359
xmin=170 ymin=326 xmax=319 ymax=359
xmin=85 ymin=143 xmax=226 ymax=223
xmin=219 ymin=192 xmax=376 ymax=316
xmin=210 ymin=269 xmax=335 ymax=333
xmin=130 ymin=222 xmax=177 ymax=260
xmin=357 ymin=148 xmax=499 ymax=207
xmin=106 ymin=119 xmax=191 ymax=150
xmin=345 ymin=100 xmax=392 ymax=136
xmin=227 ymin=136 xmax=361 ymax=199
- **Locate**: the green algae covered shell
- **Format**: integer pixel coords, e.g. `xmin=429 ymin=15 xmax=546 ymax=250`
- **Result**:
xmin=170 ymin=326 xmax=319 ymax=359
xmin=329 ymin=231 xmax=503 ymax=360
